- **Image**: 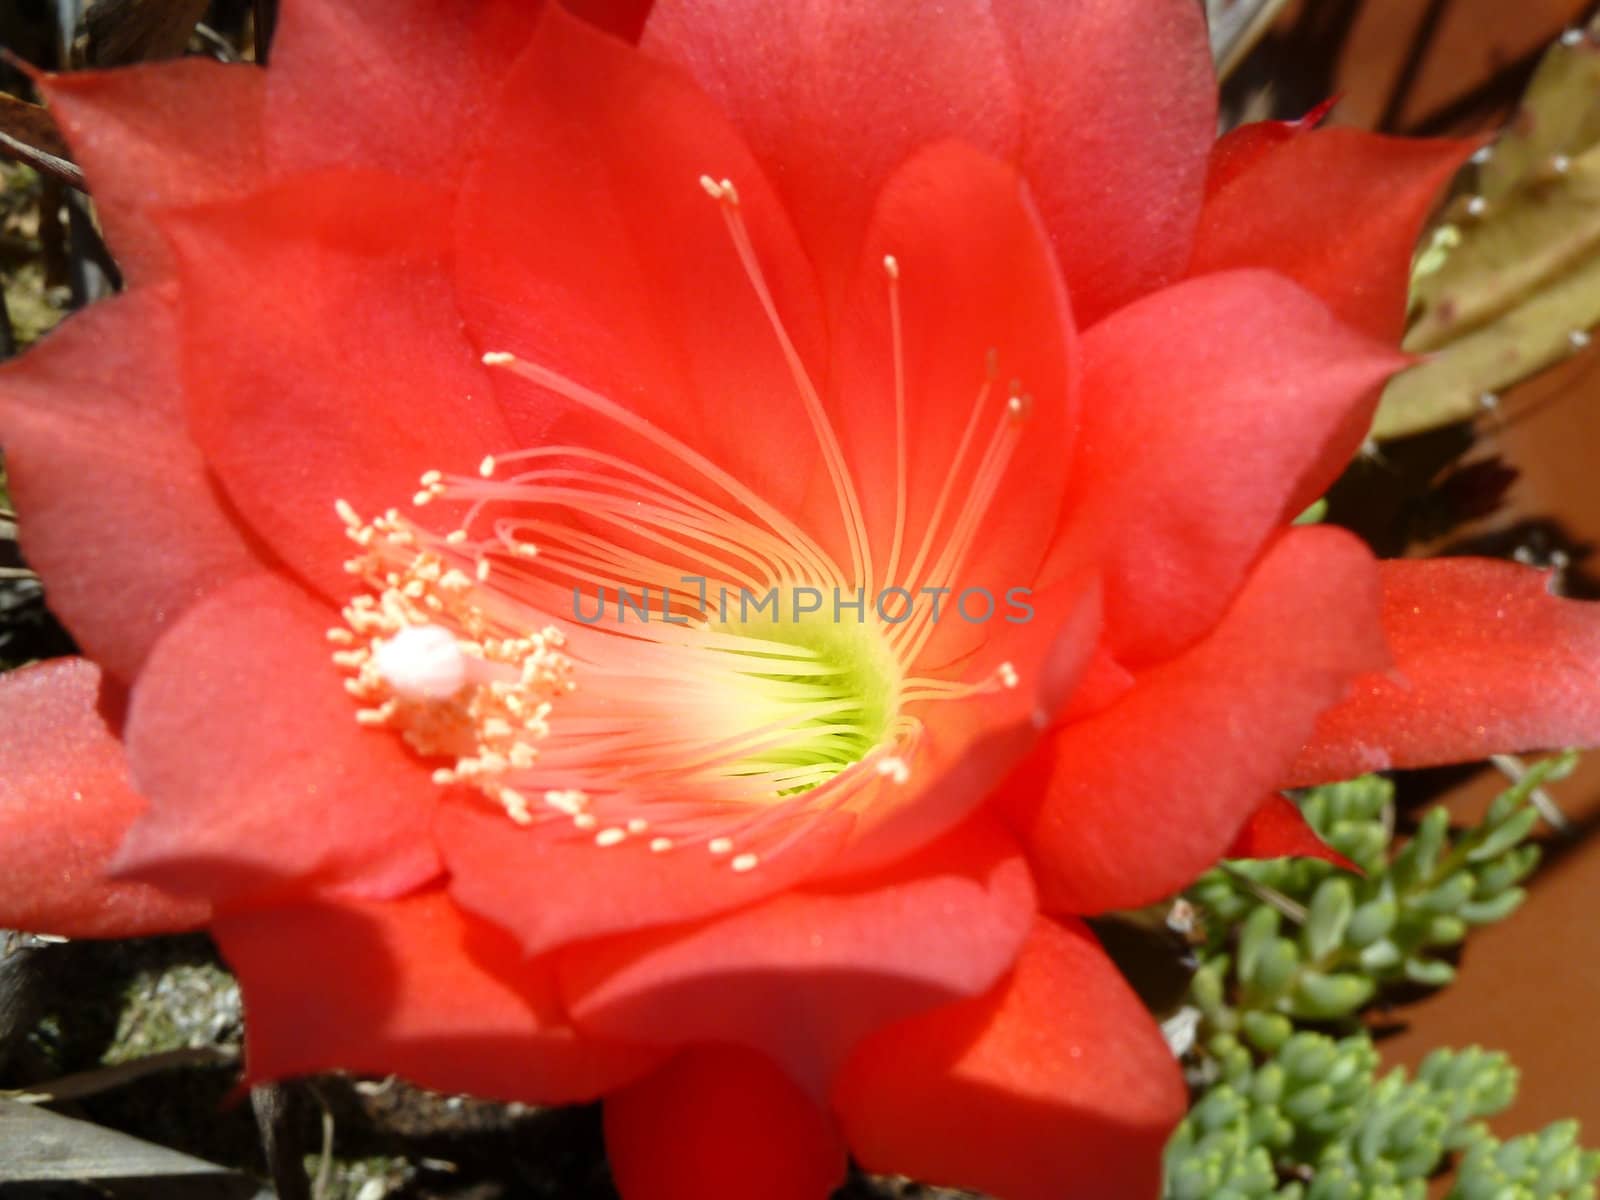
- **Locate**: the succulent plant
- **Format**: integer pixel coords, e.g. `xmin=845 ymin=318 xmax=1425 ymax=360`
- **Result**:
xmin=1165 ymin=1030 xmax=1596 ymax=1200
xmin=1164 ymin=760 xmax=1597 ymax=1198
xmin=1187 ymin=759 xmax=1568 ymax=1037
xmin=1452 ymin=1120 xmax=1600 ymax=1200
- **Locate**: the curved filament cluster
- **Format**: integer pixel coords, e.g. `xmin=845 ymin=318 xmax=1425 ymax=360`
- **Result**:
xmin=329 ymin=170 xmax=1032 ymax=872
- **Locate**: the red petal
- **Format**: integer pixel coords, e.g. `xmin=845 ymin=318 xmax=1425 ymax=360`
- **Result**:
xmin=1206 ymin=123 xmax=1300 ymax=198
xmin=643 ymin=0 xmax=1215 ymax=326
xmin=1010 ymin=526 xmax=1389 ymax=914
xmin=437 ymin=798 xmax=852 ymax=962
xmin=1291 ymin=557 xmax=1600 ymax=784
xmin=1048 ymin=269 xmax=1403 ymax=666
xmin=0 ymin=289 xmax=261 ymax=683
xmin=1202 ymin=100 xmax=1337 ymax=200
xmin=162 ymin=170 xmax=515 ymax=601
xmin=833 ymin=140 xmax=1077 ymax=668
xmin=263 ymin=0 xmax=539 ymax=182
xmin=0 ymin=658 xmax=208 ymax=938
xmin=453 ymin=6 xmax=828 ymax=536
xmin=1056 ymin=646 xmax=1137 ymax=724
xmin=558 ymin=815 xmax=1035 ymax=1097
xmin=1226 ymin=793 xmax=1357 ymax=871
xmin=643 ymin=0 xmax=1019 ymax=315
xmin=117 ymin=573 xmax=441 ymax=906
xmin=41 ymin=61 xmax=265 ymax=286
xmin=1189 ymin=128 xmax=1475 ymax=342
xmin=568 ymin=0 xmax=654 ymax=41
xmin=987 ymin=0 xmax=1216 ymax=327
xmin=605 ymin=1045 xmax=847 ymax=1200
xmin=213 ymin=888 xmax=659 ymax=1103
xmin=831 ymin=917 xmax=1185 ymax=1200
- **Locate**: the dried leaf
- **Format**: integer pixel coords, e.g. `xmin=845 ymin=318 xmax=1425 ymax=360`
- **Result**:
xmin=1374 ymin=23 xmax=1600 ymax=440
xmin=1207 ymin=0 xmax=1293 ymax=81
xmin=1477 ymin=28 xmax=1600 ymax=204
xmin=1377 ymin=249 xmax=1600 ymax=438
xmin=0 ymin=95 xmax=82 ymax=189
xmin=1407 ymin=149 xmax=1600 ymax=355
xmin=87 ymin=0 xmax=212 ymax=66
xmin=3 ymin=1046 xmax=238 ymax=1104
xmin=251 ymin=1083 xmax=312 ymax=1200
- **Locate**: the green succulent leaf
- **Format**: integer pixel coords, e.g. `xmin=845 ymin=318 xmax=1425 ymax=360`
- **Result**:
xmin=1164 ymin=1034 xmax=1597 ymax=1200
xmin=1160 ymin=757 xmax=1589 ymax=1198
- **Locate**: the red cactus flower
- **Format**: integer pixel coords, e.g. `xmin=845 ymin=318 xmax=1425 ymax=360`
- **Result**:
xmin=4 ymin=3 xmax=1600 ymax=1198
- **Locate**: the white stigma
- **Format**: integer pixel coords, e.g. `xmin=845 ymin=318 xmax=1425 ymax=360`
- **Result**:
xmin=372 ymin=624 xmax=469 ymax=701
xmin=876 ymin=755 xmax=911 ymax=785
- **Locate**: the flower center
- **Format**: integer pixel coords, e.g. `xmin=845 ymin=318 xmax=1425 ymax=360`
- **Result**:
xmin=331 ymin=497 xmax=930 ymax=872
xmin=330 ymin=170 xmax=1031 ymax=872
xmin=708 ymin=604 xmax=902 ymax=795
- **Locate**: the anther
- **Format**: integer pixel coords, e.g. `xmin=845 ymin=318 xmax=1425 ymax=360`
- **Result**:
xmin=481 ymin=351 xmax=515 ymax=366
xmin=731 ymin=853 xmax=760 ymax=872
xmin=595 ymin=827 xmax=628 ymax=848
xmin=882 ymin=254 xmax=900 ymax=280
xmin=500 ymin=789 xmax=534 ymax=824
xmin=697 ymin=175 xmax=740 ymax=205
xmin=479 ymin=455 xmax=497 ymax=477
xmin=544 ymin=792 xmax=578 ymax=815
xmin=649 ymin=837 xmax=674 ymax=853
xmin=708 ymin=837 xmax=734 ymax=855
